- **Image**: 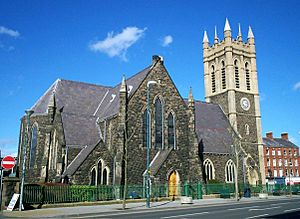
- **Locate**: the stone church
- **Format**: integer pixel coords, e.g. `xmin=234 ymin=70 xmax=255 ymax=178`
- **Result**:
xmin=17 ymin=19 xmax=264 ymax=190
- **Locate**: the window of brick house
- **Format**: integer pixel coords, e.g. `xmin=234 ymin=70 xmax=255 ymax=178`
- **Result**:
xmin=272 ymin=149 xmax=275 ymax=156
xmin=273 ymin=159 xmax=276 ymax=166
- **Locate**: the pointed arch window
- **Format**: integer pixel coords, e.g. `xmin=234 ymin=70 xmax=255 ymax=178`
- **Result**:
xmin=211 ymin=65 xmax=216 ymax=93
xmin=103 ymin=167 xmax=109 ymax=185
xmin=155 ymin=98 xmax=163 ymax=149
xmin=225 ymin=160 xmax=235 ymax=183
xmin=143 ymin=110 xmax=148 ymax=147
xmin=168 ymin=113 xmax=176 ymax=149
xmin=29 ymin=124 xmax=38 ymax=169
xmin=90 ymin=167 xmax=96 ymax=186
xmin=245 ymin=62 xmax=251 ymax=91
xmin=204 ymin=159 xmax=215 ymax=181
xmin=49 ymin=130 xmax=58 ymax=170
xmin=97 ymin=160 xmax=103 ymax=185
xmin=245 ymin=124 xmax=250 ymax=135
xmin=221 ymin=61 xmax=226 ymax=89
xmin=234 ymin=60 xmax=240 ymax=88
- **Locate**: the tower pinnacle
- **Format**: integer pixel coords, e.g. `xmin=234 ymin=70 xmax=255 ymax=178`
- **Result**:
xmin=48 ymin=92 xmax=56 ymax=108
xmin=188 ymin=87 xmax=194 ymax=102
xmin=203 ymin=31 xmax=209 ymax=43
xmin=248 ymin=26 xmax=254 ymax=39
xmin=120 ymin=75 xmax=127 ymax=92
xmin=238 ymin=23 xmax=242 ymax=42
xmin=214 ymin=26 xmax=219 ymax=44
xmin=224 ymin=18 xmax=231 ymax=32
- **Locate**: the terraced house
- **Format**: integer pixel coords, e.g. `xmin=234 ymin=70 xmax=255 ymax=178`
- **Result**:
xmin=17 ymin=20 xmax=264 ymax=194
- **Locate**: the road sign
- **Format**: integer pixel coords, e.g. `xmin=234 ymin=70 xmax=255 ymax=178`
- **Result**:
xmin=1 ymin=156 xmax=16 ymax=170
xmin=7 ymin=194 xmax=20 ymax=211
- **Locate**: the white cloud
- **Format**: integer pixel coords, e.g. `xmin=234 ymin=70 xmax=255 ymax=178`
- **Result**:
xmin=162 ymin=35 xmax=173 ymax=47
xmin=89 ymin=26 xmax=146 ymax=61
xmin=293 ymin=81 xmax=300 ymax=91
xmin=0 ymin=26 xmax=20 ymax=38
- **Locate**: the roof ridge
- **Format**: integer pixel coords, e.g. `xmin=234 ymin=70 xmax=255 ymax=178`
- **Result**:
xmin=60 ymin=78 xmax=113 ymax=89
xmin=112 ymin=65 xmax=152 ymax=88
xmin=30 ymin=79 xmax=60 ymax=111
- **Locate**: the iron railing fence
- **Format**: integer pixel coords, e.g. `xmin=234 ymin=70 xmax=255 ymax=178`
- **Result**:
xmin=23 ymin=183 xmax=300 ymax=205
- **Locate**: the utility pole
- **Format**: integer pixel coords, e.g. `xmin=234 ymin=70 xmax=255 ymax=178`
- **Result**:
xmin=232 ymin=142 xmax=241 ymax=201
xmin=0 ymin=149 xmax=3 ymax=211
xmin=146 ymin=80 xmax=157 ymax=208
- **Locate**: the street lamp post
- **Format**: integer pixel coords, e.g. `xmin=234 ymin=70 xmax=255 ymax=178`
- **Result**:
xmin=146 ymin=81 xmax=157 ymax=208
xmin=19 ymin=109 xmax=34 ymax=211
xmin=289 ymin=161 xmax=292 ymax=198
xmin=231 ymin=140 xmax=242 ymax=201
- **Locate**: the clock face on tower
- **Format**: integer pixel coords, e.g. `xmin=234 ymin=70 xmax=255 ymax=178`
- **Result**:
xmin=240 ymin=97 xmax=250 ymax=111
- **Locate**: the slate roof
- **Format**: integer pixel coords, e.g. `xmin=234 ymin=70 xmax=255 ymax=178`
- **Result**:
xmin=30 ymin=66 xmax=151 ymax=147
xmin=194 ymin=100 xmax=234 ymax=154
xmin=30 ymin=66 xmax=151 ymax=177
xmin=263 ymin=137 xmax=298 ymax=148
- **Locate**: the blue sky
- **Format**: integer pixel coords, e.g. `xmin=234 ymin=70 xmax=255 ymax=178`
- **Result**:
xmin=1 ymin=0 xmax=300 ymax=156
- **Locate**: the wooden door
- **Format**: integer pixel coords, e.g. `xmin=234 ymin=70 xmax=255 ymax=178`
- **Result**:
xmin=169 ymin=171 xmax=177 ymax=198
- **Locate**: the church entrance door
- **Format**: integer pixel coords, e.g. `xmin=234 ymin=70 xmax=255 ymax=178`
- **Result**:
xmin=168 ymin=171 xmax=177 ymax=199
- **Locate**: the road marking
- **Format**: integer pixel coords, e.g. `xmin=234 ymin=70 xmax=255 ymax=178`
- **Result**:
xmin=160 ymin=212 xmax=209 ymax=218
xmin=249 ymin=206 xmax=281 ymax=211
xmin=284 ymin=207 xmax=300 ymax=212
xmin=270 ymin=202 xmax=291 ymax=206
xmin=245 ymin=214 xmax=269 ymax=219
xmin=228 ymin=206 xmax=259 ymax=211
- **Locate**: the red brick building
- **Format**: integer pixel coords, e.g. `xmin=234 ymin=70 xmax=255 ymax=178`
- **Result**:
xmin=263 ymin=132 xmax=300 ymax=179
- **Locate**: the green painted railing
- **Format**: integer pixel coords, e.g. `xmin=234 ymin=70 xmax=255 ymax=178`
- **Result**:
xmin=23 ymin=182 xmax=300 ymax=205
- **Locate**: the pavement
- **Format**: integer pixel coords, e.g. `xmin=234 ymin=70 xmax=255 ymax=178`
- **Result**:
xmin=1 ymin=195 xmax=299 ymax=218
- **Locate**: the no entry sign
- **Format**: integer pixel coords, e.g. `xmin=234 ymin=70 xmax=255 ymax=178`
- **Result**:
xmin=1 ymin=156 xmax=16 ymax=170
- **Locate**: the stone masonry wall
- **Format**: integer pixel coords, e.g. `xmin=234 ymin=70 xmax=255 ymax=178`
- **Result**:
xmin=125 ymin=60 xmax=196 ymax=185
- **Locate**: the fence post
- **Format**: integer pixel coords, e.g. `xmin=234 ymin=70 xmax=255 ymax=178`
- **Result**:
xmin=197 ymin=182 xmax=202 ymax=199
xmin=183 ymin=181 xmax=189 ymax=196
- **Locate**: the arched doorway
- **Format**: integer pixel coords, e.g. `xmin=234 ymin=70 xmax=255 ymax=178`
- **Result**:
xmin=168 ymin=171 xmax=178 ymax=199
xmin=248 ymin=169 xmax=259 ymax=185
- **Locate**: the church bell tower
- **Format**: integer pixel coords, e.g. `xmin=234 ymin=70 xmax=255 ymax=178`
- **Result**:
xmin=202 ymin=18 xmax=265 ymax=184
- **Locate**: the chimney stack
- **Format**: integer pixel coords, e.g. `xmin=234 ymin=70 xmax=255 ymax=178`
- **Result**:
xmin=266 ymin=132 xmax=273 ymax=139
xmin=281 ymin=132 xmax=289 ymax=140
xmin=152 ymin=55 xmax=163 ymax=65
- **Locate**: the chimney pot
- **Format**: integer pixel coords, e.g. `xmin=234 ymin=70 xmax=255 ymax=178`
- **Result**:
xmin=281 ymin=132 xmax=288 ymax=140
xmin=266 ymin=132 xmax=273 ymax=139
